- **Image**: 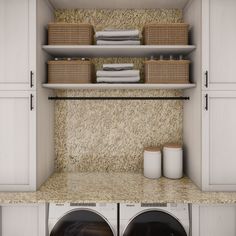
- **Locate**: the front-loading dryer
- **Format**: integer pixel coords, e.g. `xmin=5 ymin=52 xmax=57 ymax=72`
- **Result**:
xmin=48 ymin=203 xmax=117 ymax=236
xmin=120 ymin=203 xmax=190 ymax=236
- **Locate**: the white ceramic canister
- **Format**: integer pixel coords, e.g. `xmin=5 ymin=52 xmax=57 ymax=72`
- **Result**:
xmin=163 ymin=144 xmax=183 ymax=179
xmin=143 ymin=147 xmax=162 ymax=179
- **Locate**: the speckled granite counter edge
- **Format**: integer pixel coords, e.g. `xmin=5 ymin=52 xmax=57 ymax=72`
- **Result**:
xmin=1 ymin=173 xmax=236 ymax=204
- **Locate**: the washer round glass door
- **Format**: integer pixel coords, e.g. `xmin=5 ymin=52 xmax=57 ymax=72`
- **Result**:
xmin=50 ymin=209 xmax=114 ymax=236
xmin=123 ymin=210 xmax=187 ymax=236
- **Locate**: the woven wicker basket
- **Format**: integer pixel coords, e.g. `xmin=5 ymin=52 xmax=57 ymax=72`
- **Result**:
xmin=48 ymin=23 xmax=94 ymax=45
xmin=143 ymin=23 xmax=189 ymax=45
xmin=145 ymin=59 xmax=190 ymax=84
xmin=48 ymin=60 xmax=95 ymax=83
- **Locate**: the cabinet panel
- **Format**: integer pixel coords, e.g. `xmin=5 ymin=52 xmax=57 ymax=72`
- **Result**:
xmin=0 ymin=91 xmax=36 ymax=191
xmin=202 ymin=91 xmax=236 ymax=191
xmin=0 ymin=0 xmax=36 ymax=90
xmin=202 ymin=0 xmax=236 ymax=90
xmin=0 ymin=204 xmax=47 ymax=236
xmin=199 ymin=205 xmax=236 ymax=236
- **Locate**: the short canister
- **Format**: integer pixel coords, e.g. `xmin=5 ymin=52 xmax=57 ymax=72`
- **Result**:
xmin=143 ymin=147 xmax=162 ymax=179
xmin=163 ymin=144 xmax=183 ymax=179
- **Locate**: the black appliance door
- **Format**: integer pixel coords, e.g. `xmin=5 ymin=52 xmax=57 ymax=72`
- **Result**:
xmin=50 ymin=209 xmax=114 ymax=236
xmin=123 ymin=210 xmax=187 ymax=236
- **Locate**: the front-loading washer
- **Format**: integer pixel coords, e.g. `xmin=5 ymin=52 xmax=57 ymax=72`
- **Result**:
xmin=48 ymin=203 xmax=117 ymax=236
xmin=120 ymin=203 xmax=190 ymax=236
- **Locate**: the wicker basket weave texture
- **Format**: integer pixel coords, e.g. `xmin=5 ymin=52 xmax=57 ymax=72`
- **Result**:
xmin=48 ymin=60 xmax=95 ymax=83
xmin=145 ymin=60 xmax=190 ymax=84
xmin=48 ymin=23 xmax=94 ymax=45
xmin=143 ymin=23 xmax=189 ymax=45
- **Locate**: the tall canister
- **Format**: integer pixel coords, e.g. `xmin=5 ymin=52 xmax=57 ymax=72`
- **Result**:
xmin=163 ymin=144 xmax=183 ymax=179
xmin=143 ymin=147 xmax=162 ymax=179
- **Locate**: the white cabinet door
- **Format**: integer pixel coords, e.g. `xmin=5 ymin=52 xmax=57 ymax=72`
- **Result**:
xmin=202 ymin=0 xmax=236 ymax=90
xmin=0 ymin=0 xmax=36 ymax=90
xmin=192 ymin=205 xmax=236 ymax=236
xmin=0 ymin=204 xmax=47 ymax=236
xmin=0 ymin=91 xmax=36 ymax=191
xmin=202 ymin=91 xmax=236 ymax=191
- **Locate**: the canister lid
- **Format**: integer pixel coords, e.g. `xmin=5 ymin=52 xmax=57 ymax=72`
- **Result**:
xmin=144 ymin=147 xmax=161 ymax=152
xmin=163 ymin=143 xmax=182 ymax=149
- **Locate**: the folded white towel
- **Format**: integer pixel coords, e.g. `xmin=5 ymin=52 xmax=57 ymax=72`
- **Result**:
xmin=96 ymin=36 xmax=140 ymax=41
xmin=96 ymin=40 xmax=141 ymax=45
xmin=97 ymin=70 xmax=140 ymax=77
xmin=97 ymin=76 xmax=140 ymax=83
xmin=95 ymin=30 xmax=139 ymax=38
xmin=103 ymin=28 xmax=138 ymax=32
xmin=103 ymin=63 xmax=134 ymax=71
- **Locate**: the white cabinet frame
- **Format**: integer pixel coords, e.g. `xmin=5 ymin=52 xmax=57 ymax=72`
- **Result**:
xmin=202 ymin=91 xmax=236 ymax=191
xmin=192 ymin=204 xmax=236 ymax=236
xmin=202 ymin=0 xmax=236 ymax=90
xmin=0 ymin=0 xmax=36 ymax=91
xmin=0 ymin=204 xmax=47 ymax=236
xmin=0 ymin=91 xmax=36 ymax=191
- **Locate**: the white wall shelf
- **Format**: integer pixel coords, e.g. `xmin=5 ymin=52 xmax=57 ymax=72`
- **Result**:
xmin=42 ymin=45 xmax=196 ymax=58
xmin=47 ymin=0 xmax=190 ymax=10
xmin=42 ymin=83 xmax=196 ymax=90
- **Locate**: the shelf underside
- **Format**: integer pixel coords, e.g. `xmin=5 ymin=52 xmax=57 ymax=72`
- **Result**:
xmin=43 ymin=83 xmax=196 ymax=90
xmin=47 ymin=0 xmax=190 ymax=10
xmin=42 ymin=45 xmax=196 ymax=58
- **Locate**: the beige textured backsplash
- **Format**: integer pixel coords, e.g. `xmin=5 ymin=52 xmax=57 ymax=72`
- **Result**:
xmin=54 ymin=9 xmax=183 ymax=31
xmin=55 ymin=89 xmax=183 ymax=172
xmin=54 ymin=9 xmax=184 ymax=172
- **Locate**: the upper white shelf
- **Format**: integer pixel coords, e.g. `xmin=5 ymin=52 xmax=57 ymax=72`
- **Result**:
xmin=47 ymin=0 xmax=190 ymax=9
xmin=42 ymin=45 xmax=196 ymax=58
xmin=43 ymin=83 xmax=196 ymax=90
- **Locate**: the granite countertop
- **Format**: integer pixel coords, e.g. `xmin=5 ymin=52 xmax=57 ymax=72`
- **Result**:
xmin=1 ymin=172 xmax=236 ymax=204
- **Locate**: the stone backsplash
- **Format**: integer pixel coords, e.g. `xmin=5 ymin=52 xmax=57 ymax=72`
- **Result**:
xmin=54 ymin=9 xmax=184 ymax=172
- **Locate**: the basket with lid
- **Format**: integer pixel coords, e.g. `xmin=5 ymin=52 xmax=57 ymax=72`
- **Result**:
xmin=48 ymin=23 xmax=94 ymax=45
xmin=144 ymin=59 xmax=190 ymax=84
xmin=48 ymin=59 xmax=95 ymax=84
xmin=143 ymin=23 xmax=189 ymax=45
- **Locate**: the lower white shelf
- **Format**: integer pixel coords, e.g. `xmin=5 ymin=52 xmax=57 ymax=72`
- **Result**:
xmin=42 ymin=83 xmax=196 ymax=90
xmin=42 ymin=45 xmax=196 ymax=57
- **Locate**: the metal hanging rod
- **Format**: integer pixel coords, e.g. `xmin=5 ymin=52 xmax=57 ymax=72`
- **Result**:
xmin=48 ymin=96 xmax=190 ymax=100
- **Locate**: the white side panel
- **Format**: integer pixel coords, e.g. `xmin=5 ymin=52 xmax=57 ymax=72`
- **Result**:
xmin=199 ymin=205 xmax=236 ymax=236
xmin=183 ymin=0 xmax=202 ymax=188
xmin=29 ymin=0 xmax=37 ymax=91
xmin=191 ymin=205 xmax=200 ymax=236
xmin=0 ymin=204 xmax=47 ymax=236
xmin=0 ymin=0 xmax=35 ymax=90
xmin=0 ymin=207 xmax=1 ymax=235
xmin=202 ymin=91 xmax=236 ymax=191
xmin=36 ymin=0 xmax=55 ymax=189
xmin=0 ymin=91 xmax=36 ymax=191
xmin=201 ymin=0 xmax=209 ymax=90
xmin=38 ymin=204 xmax=48 ymax=236
xmin=203 ymin=0 xmax=236 ymax=90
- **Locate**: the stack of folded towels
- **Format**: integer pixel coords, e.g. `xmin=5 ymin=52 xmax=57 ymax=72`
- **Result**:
xmin=96 ymin=63 xmax=140 ymax=83
xmin=95 ymin=29 xmax=141 ymax=45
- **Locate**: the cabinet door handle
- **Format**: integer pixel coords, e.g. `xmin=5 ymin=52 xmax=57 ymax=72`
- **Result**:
xmin=30 ymin=71 xmax=34 ymax=88
xmin=30 ymin=94 xmax=34 ymax=111
xmin=205 ymin=94 xmax=208 ymax=111
xmin=205 ymin=71 xmax=208 ymax=88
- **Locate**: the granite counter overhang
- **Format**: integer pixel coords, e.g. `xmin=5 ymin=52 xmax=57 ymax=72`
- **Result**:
xmin=1 ymin=172 xmax=236 ymax=204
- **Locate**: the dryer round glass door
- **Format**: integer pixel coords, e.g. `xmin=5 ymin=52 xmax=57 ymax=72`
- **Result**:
xmin=50 ymin=209 xmax=114 ymax=236
xmin=123 ymin=210 xmax=187 ymax=236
